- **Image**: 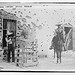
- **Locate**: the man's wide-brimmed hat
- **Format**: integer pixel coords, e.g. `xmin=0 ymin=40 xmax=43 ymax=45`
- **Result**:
xmin=56 ymin=24 xmax=62 ymax=26
xmin=6 ymin=31 xmax=13 ymax=36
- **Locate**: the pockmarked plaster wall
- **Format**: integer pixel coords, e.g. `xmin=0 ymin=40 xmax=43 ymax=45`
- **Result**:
xmin=3 ymin=5 xmax=75 ymax=56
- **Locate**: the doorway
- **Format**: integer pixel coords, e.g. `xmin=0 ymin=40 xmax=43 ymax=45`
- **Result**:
xmin=64 ymin=27 xmax=73 ymax=50
xmin=3 ymin=19 xmax=16 ymax=48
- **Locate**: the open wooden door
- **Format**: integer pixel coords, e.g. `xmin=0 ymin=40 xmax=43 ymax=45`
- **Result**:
xmin=73 ymin=27 xmax=75 ymax=50
xmin=63 ymin=23 xmax=73 ymax=51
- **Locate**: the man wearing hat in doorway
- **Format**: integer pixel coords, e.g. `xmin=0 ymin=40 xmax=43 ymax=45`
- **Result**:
xmin=5 ymin=31 xmax=15 ymax=62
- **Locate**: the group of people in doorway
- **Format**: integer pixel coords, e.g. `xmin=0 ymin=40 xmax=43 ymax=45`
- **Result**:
xmin=4 ymin=31 xmax=15 ymax=63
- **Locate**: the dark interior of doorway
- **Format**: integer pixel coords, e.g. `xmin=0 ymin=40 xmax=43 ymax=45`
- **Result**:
xmin=64 ymin=27 xmax=73 ymax=50
xmin=64 ymin=27 xmax=72 ymax=35
xmin=3 ymin=19 xmax=16 ymax=48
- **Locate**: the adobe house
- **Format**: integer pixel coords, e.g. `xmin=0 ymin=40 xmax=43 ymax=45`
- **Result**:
xmin=0 ymin=9 xmax=38 ymax=67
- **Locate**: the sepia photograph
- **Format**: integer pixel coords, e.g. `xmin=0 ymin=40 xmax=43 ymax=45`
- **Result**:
xmin=0 ymin=2 xmax=75 ymax=72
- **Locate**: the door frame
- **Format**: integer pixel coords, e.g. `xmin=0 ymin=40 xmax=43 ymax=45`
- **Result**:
xmin=63 ymin=24 xmax=73 ymax=50
xmin=2 ymin=19 xmax=17 ymax=49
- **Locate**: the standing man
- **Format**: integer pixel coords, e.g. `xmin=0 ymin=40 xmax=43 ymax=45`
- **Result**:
xmin=55 ymin=24 xmax=65 ymax=51
xmin=5 ymin=31 xmax=15 ymax=62
xmin=50 ymin=24 xmax=65 ymax=50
